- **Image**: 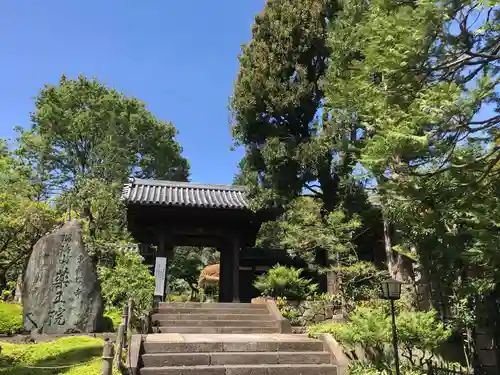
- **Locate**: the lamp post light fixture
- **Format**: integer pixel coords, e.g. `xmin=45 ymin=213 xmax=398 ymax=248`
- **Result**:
xmin=380 ymin=278 xmax=404 ymax=375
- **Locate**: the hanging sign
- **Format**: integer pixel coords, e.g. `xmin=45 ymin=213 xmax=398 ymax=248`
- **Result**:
xmin=154 ymin=257 xmax=167 ymax=297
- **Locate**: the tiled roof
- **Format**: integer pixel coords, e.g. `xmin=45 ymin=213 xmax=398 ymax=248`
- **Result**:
xmin=122 ymin=179 xmax=248 ymax=209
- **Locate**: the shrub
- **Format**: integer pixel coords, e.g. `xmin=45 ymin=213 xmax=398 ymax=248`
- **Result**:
xmin=1 ymin=281 xmax=17 ymax=302
xmin=348 ymin=361 xmax=422 ymax=375
xmin=397 ymin=310 xmax=452 ymax=367
xmin=0 ymin=302 xmax=22 ymax=334
xmin=253 ymin=265 xmax=318 ymax=301
xmin=348 ymin=362 xmax=390 ymax=375
xmin=101 ymin=306 xmax=123 ymax=332
xmin=308 ymin=303 xmax=452 ymax=372
xmin=309 ymin=304 xmax=392 ymax=369
xmin=98 ymin=251 xmax=155 ymax=330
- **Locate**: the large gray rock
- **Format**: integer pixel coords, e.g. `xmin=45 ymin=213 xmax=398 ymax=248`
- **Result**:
xmin=22 ymin=220 xmax=103 ymax=334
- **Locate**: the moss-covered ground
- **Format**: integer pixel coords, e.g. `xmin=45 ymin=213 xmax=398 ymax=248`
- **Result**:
xmin=0 ymin=336 xmax=120 ymax=375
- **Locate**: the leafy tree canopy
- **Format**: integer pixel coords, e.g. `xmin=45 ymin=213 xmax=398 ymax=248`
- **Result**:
xmin=0 ymin=140 xmax=59 ymax=289
xmin=17 ymin=74 xmax=189 ymax=194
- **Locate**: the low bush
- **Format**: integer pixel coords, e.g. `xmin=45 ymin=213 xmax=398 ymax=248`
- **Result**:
xmin=347 ymin=361 xmax=422 ymax=375
xmin=1 ymin=282 xmax=17 ymax=302
xmin=101 ymin=307 xmax=123 ymax=332
xmin=0 ymin=302 xmax=22 ymax=335
xmin=98 ymin=251 xmax=155 ymax=331
xmin=254 ymin=265 xmax=318 ymax=301
xmin=308 ymin=303 xmax=452 ymax=372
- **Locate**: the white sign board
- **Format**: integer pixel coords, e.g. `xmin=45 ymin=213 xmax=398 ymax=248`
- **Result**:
xmin=154 ymin=257 xmax=167 ymax=297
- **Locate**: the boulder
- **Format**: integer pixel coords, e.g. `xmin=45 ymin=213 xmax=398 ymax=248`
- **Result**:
xmin=22 ymin=220 xmax=103 ymax=334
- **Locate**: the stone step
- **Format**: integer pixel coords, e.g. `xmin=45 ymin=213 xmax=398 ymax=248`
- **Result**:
xmin=155 ymin=307 xmax=270 ymax=315
xmin=142 ymin=351 xmax=332 ymax=367
xmin=159 ymin=302 xmax=268 ymax=310
xmin=140 ymin=364 xmax=337 ymax=375
xmin=157 ymin=326 xmax=279 ymax=334
xmin=144 ymin=334 xmax=325 ymax=353
xmin=152 ymin=313 xmax=274 ymax=322
xmin=155 ymin=320 xmax=279 ymax=328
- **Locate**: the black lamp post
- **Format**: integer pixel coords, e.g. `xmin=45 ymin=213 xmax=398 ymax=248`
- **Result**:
xmin=381 ymin=278 xmax=403 ymax=375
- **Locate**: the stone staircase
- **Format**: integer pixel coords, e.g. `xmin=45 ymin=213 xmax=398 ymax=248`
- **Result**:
xmin=151 ymin=302 xmax=280 ymax=334
xmin=139 ymin=333 xmax=337 ymax=375
xmin=133 ymin=302 xmax=338 ymax=375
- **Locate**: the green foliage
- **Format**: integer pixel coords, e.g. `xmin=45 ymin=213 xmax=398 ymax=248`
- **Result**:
xmin=320 ymin=0 xmax=499 ymax=365
xmin=0 ymin=336 xmax=120 ymax=375
xmin=276 ymin=294 xmax=343 ymax=326
xmin=0 ymin=141 xmax=59 ymax=289
xmin=1 ymin=282 xmax=16 ymax=302
xmin=0 ymin=302 xmax=22 ymax=335
xmin=12 ymin=74 xmax=191 ymax=272
xmin=397 ymin=310 xmax=452 ymax=367
xmin=98 ymin=251 xmax=155 ymax=325
xmin=314 ymin=305 xmax=391 ymax=352
xmin=279 ymin=306 xmax=301 ymax=325
xmin=165 ymin=294 xmax=191 ymax=302
xmin=347 ymin=362 xmax=422 ymax=375
xmin=102 ymin=307 xmax=123 ymax=332
xmin=230 ymin=0 xmax=386 ymax=318
xmin=168 ymin=247 xmax=219 ymax=300
xmin=347 ymin=362 xmax=391 ymax=375
xmin=254 ymin=265 xmax=318 ymax=301
xmin=276 ymin=197 xmax=362 ymax=266
xmin=18 ymin=74 xmax=188 ymax=189
xmin=231 ymin=0 xmax=341 ymax=209
xmin=308 ymin=304 xmax=451 ymax=371
xmin=331 ymin=261 xmax=389 ymax=310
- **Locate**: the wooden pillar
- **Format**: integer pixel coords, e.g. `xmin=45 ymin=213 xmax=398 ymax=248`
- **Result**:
xmin=219 ymin=245 xmax=230 ymax=302
xmin=232 ymin=236 xmax=240 ymax=303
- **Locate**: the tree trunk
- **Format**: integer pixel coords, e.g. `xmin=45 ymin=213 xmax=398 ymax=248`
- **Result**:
xmin=382 ymin=208 xmax=402 ymax=279
xmin=0 ymin=271 xmax=6 ymax=293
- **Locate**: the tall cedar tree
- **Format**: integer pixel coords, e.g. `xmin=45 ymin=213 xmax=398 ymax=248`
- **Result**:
xmin=231 ymin=0 xmax=385 ymax=271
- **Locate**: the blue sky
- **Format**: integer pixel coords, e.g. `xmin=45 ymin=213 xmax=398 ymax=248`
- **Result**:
xmin=0 ymin=1 xmax=265 ymax=185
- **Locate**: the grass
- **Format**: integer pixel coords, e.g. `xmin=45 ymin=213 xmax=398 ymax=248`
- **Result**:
xmin=0 ymin=336 xmax=121 ymax=375
xmin=0 ymin=303 xmax=22 ymax=334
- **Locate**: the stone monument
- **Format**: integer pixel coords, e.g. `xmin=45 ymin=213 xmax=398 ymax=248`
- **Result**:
xmin=22 ymin=220 xmax=103 ymax=334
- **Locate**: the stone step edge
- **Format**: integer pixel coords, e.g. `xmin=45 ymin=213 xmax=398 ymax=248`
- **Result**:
xmin=142 ymin=364 xmax=337 ymax=369
xmin=152 ymin=318 xmax=276 ymax=324
xmin=156 ymin=326 xmax=279 ymax=329
xmin=153 ymin=310 xmax=271 ymax=318
xmin=143 ymin=340 xmax=325 ymax=353
xmin=156 ymin=328 xmax=280 ymax=333
xmin=142 ymin=350 xmax=332 ymax=363
xmin=155 ymin=320 xmax=279 ymax=324
xmin=156 ymin=308 xmax=269 ymax=312
xmin=158 ymin=303 xmax=267 ymax=307
xmin=152 ymin=313 xmax=273 ymax=316
xmin=142 ymin=351 xmax=331 ymax=355
xmin=155 ymin=312 xmax=271 ymax=316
